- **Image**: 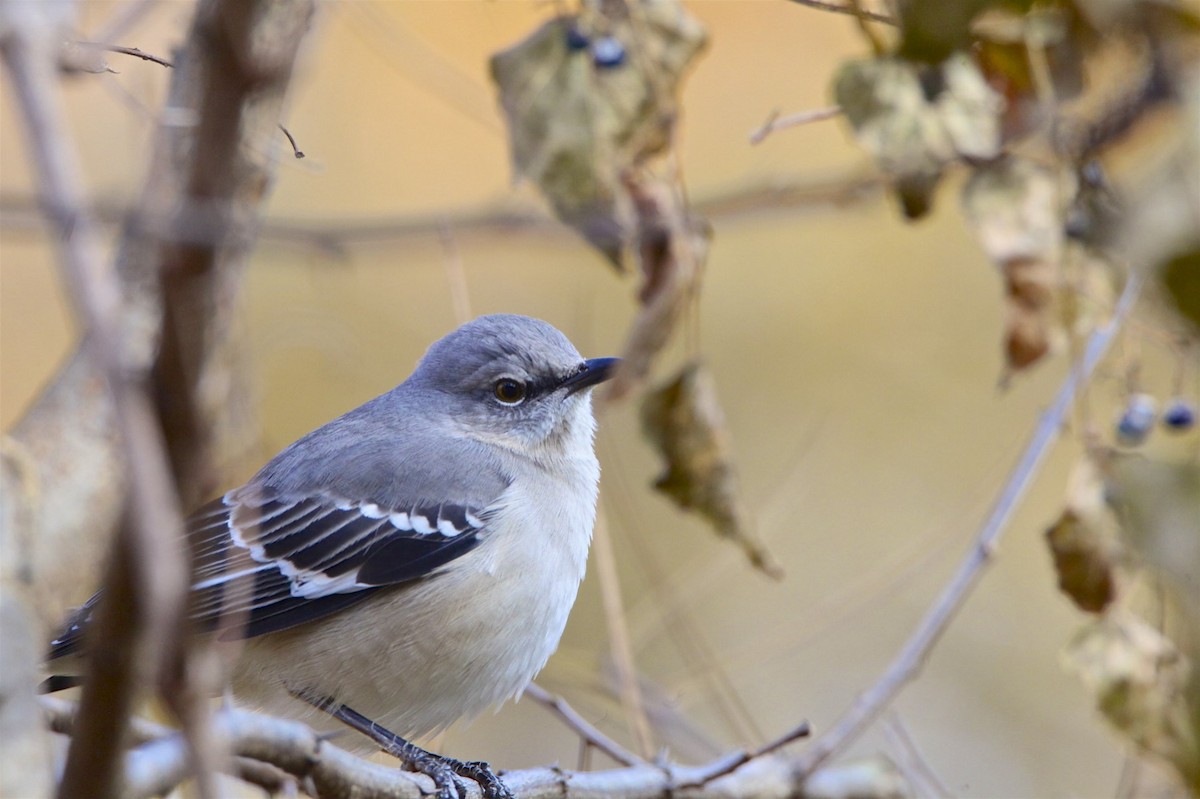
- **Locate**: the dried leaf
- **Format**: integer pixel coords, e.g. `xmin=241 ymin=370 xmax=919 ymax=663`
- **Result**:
xmin=962 ymin=156 xmax=1065 ymax=373
xmin=834 ymin=53 xmax=1003 ymax=218
xmin=606 ymin=173 xmax=710 ymax=400
xmin=1064 ymin=612 xmax=1200 ymax=784
xmin=1045 ymin=456 xmax=1122 ymax=613
xmin=641 ymin=362 xmax=782 ymax=579
xmin=490 ymin=1 xmax=707 ymax=269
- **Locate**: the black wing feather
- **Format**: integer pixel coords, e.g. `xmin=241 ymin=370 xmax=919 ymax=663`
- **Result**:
xmin=46 ymin=489 xmax=491 ymax=661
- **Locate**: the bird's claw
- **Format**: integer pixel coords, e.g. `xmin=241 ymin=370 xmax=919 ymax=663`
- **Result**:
xmin=400 ymin=748 xmax=511 ymax=799
xmin=449 ymin=759 xmax=513 ymax=799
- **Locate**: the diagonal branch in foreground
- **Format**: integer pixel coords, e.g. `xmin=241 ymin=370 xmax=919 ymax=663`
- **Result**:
xmin=2 ymin=1 xmax=314 ymax=797
xmin=793 ymin=275 xmax=1142 ymax=778
xmin=0 ymin=16 xmax=193 ymax=799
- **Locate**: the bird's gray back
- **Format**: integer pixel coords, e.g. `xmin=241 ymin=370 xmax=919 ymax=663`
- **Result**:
xmin=251 ymin=385 xmax=511 ymax=507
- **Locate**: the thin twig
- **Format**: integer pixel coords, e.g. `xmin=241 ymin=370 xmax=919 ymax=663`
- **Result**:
xmin=785 ymin=0 xmax=897 ymax=26
xmin=793 ymin=274 xmax=1143 ymax=777
xmin=524 ymin=683 xmax=647 ymax=768
xmin=881 ymin=713 xmax=953 ymax=799
xmin=593 ymin=509 xmax=655 ymax=758
xmin=0 ymin=171 xmax=886 ymax=249
xmin=279 ymin=124 xmax=305 ymax=159
xmin=684 ymin=719 xmax=812 ymax=788
xmin=76 ymin=41 xmax=174 ymax=68
xmin=41 ymin=695 xmax=174 ymax=746
xmin=90 ymin=0 xmax=161 ymax=45
xmin=749 ymin=106 xmax=842 ymax=145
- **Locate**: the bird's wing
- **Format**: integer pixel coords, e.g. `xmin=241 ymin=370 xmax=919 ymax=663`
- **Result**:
xmin=47 ymin=488 xmax=495 ymax=660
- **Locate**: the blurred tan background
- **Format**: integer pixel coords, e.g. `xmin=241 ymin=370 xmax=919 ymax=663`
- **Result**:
xmin=3 ymin=2 xmax=1180 ymax=795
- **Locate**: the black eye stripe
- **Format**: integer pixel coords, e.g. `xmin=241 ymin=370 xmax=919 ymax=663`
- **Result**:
xmin=487 ymin=369 xmax=578 ymax=405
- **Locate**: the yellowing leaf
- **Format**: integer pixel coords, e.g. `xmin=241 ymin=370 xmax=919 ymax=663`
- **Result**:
xmin=490 ymin=1 xmax=707 ymax=269
xmin=834 ymin=53 xmax=1002 ymax=217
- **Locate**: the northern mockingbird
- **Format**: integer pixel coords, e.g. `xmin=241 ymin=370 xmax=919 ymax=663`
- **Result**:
xmin=45 ymin=313 xmax=618 ymax=799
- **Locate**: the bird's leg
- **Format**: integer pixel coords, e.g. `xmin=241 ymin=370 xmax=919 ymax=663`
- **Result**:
xmin=292 ymin=690 xmax=514 ymax=799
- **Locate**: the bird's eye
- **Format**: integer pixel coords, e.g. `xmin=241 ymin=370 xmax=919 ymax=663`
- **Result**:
xmin=493 ymin=378 xmax=527 ymax=405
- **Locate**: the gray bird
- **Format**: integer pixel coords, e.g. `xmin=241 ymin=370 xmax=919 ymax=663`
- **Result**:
xmin=46 ymin=313 xmax=619 ymax=799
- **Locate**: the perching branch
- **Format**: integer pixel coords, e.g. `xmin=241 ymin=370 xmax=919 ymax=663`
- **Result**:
xmin=40 ymin=697 xmax=883 ymax=799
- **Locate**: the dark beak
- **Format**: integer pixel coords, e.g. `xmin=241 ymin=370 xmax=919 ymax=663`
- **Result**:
xmin=561 ymin=357 xmax=621 ymax=396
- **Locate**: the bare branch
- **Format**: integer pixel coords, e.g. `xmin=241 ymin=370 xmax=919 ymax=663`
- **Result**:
xmin=749 ymin=106 xmax=842 ymax=145
xmin=45 ymin=699 xmax=880 ymax=799
xmin=0 ymin=170 xmax=885 ymax=254
xmin=279 ymin=124 xmax=306 ymax=159
xmin=75 ymin=41 xmax=174 ymax=68
xmin=794 ymin=275 xmax=1143 ymax=776
xmin=684 ymin=719 xmax=811 ymax=788
xmin=785 ymin=0 xmax=897 ymax=26
xmin=593 ymin=510 xmax=656 ymax=758
xmin=524 ymin=683 xmax=647 ymax=768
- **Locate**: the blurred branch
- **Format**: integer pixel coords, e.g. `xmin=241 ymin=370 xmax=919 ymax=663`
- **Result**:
xmin=89 ymin=0 xmax=161 ymax=45
xmin=1 ymin=1 xmax=313 ymax=797
xmin=749 ymin=106 xmax=842 ymax=145
xmin=593 ymin=510 xmax=655 ymax=758
xmin=785 ymin=0 xmax=897 ymax=26
xmin=0 ymin=171 xmax=884 ymax=254
xmin=793 ymin=274 xmax=1143 ymax=777
xmin=881 ymin=713 xmax=953 ymax=799
xmin=0 ymin=10 xmax=193 ymax=797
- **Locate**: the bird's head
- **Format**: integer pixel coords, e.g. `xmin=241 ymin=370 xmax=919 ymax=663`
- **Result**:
xmin=408 ymin=314 xmax=618 ymax=460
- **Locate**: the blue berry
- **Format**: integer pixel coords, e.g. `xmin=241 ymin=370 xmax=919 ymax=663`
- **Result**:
xmin=1116 ymin=394 xmax=1157 ymax=446
xmin=592 ymin=36 xmax=626 ymax=68
xmin=1162 ymin=399 xmax=1196 ymax=432
xmin=565 ymin=25 xmax=590 ymax=51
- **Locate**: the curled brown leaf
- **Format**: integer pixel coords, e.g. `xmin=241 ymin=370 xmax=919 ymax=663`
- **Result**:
xmin=641 ymin=361 xmax=783 ymax=579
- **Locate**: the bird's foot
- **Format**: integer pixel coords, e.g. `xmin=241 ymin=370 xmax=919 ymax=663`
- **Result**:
xmin=441 ymin=758 xmax=512 ymax=799
xmin=392 ymin=748 xmax=512 ymax=799
xmin=291 ymin=690 xmax=512 ymax=799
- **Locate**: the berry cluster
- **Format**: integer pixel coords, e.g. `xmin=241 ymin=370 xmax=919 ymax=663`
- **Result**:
xmin=1116 ymin=393 xmax=1196 ymax=446
xmin=564 ymin=25 xmax=627 ymax=69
